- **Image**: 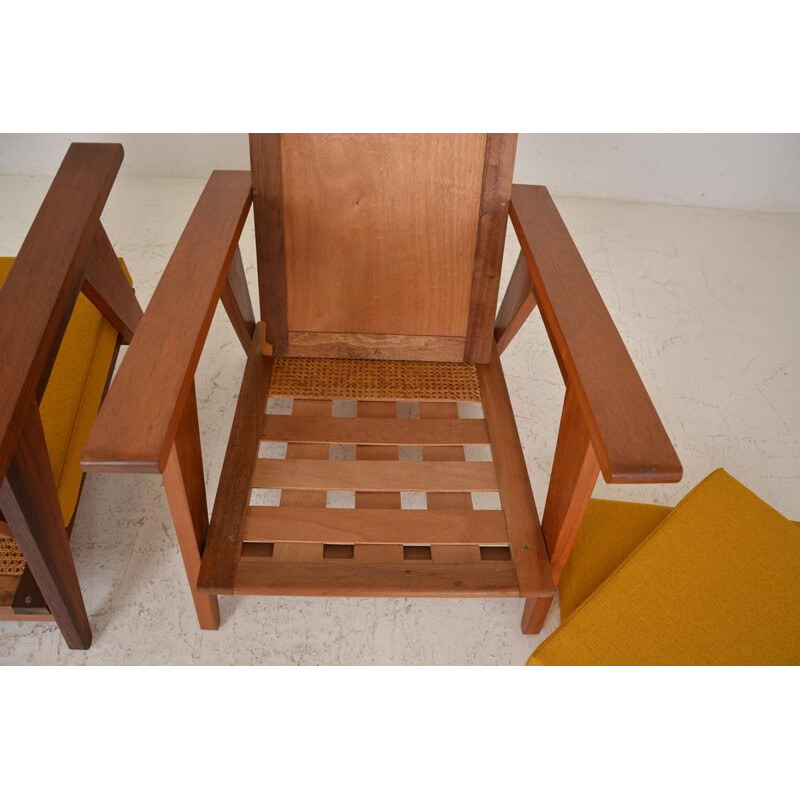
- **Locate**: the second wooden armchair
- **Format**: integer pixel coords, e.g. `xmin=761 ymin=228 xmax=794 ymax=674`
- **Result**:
xmin=82 ymin=134 xmax=681 ymax=634
xmin=0 ymin=143 xmax=142 ymax=648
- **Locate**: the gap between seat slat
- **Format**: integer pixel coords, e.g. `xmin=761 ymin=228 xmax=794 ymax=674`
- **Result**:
xmin=353 ymin=400 xmax=404 ymax=563
xmin=272 ymin=399 xmax=331 ymax=563
xmin=419 ymin=402 xmax=484 ymax=565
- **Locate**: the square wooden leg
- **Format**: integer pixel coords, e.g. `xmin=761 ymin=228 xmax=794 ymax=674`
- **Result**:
xmin=162 ymin=383 xmax=220 ymax=630
xmin=522 ymin=385 xmax=600 ymax=635
xmin=0 ymin=403 xmax=91 ymax=649
xmin=522 ymin=596 xmax=553 ymax=635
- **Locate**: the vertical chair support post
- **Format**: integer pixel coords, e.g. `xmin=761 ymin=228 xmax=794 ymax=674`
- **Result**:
xmin=521 ymin=385 xmax=600 ymax=634
xmin=162 ymin=382 xmax=220 ymax=629
xmin=82 ymin=169 xmax=253 ymax=627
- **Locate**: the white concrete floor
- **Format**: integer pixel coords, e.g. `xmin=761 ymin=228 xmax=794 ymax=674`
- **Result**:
xmin=0 ymin=175 xmax=798 ymax=665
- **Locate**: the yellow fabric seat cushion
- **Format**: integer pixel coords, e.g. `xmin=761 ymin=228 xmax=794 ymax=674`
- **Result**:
xmin=0 ymin=256 xmax=130 ymax=526
xmin=528 ymin=469 xmax=800 ymax=665
xmin=559 ymin=498 xmax=671 ymax=620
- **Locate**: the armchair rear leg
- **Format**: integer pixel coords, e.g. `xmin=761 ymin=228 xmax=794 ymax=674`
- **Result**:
xmin=522 ymin=385 xmax=599 ymax=635
xmin=162 ymin=383 xmax=220 ymax=630
xmin=0 ymin=402 xmax=91 ymax=649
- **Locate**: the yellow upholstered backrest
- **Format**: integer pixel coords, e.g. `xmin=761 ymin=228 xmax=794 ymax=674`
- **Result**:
xmin=0 ymin=257 xmax=131 ymax=525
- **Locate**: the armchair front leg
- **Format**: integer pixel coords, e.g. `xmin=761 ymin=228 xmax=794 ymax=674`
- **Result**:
xmin=507 ymin=184 xmax=682 ymax=634
xmin=522 ymin=385 xmax=600 ymax=633
xmin=0 ymin=402 xmax=91 ymax=649
xmin=82 ymin=169 xmax=253 ymax=630
xmin=163 ymin=382 xmax=220 ymax=629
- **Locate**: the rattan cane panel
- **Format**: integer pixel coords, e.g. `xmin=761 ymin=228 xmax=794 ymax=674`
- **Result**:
xmin=0 ymin=538 xmax=25 ymax=577
xmin=269 ymin=358 xmax=481 ymax=402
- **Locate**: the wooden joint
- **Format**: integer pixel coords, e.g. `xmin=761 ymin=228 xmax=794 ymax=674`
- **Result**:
xmin=81 ymin=223 xmax=143 ymax=344
xmin=494 ymin=252 xmax=537 ymax=354
xmin=220 ymin=246 xmax=256 ymax=353
xmin=261 ymin=322 xmax=273 ymax=356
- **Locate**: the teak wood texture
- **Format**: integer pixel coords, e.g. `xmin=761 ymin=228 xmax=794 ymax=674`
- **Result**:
xmin=162 ymin=382 xmax=220 ymax=629
xmin=250 ymin=134 xmax=516 ymax=362
xmin=82 ymin=133 xmax=681 ymax=638
xmin=0 ymin=143 xmax=142 ymax=648
xmin=11 ymin=338 xmax=121 ymax=617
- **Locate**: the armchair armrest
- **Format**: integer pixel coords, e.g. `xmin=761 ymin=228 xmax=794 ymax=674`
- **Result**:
xmin=81 ymin=170 xmax=253 ymax=474
xmin=0 ymin=143 xmax=123 ymax=482
xmin=509 ymin=184 xmax=681 ymax=484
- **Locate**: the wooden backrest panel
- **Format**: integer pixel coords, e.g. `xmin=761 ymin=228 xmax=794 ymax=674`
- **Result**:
xmin=250 ymin=134 xmax=517 ymax=363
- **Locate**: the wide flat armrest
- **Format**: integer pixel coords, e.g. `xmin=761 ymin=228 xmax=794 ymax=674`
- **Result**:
xmin=509 ymin=184 xmax=681 ymax=484
xmin=82 ymin=170 xmax=253 ymax=474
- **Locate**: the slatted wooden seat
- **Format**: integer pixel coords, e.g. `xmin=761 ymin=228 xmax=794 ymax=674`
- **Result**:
xmin=198 ymin=353 xmax=552 ymax=598
xmin=83 ymin=134 xmax=680 ymax=636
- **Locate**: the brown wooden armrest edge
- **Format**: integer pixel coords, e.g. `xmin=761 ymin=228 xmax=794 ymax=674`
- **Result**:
xmin=81 ymin=170 xmax=253 ymax=475
xmin=509 ymin=183 xmax=682 ymax=484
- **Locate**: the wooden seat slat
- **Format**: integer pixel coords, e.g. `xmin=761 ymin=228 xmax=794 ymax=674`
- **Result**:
xmin=250 ymin=460 xmax=499 ymax=493
xmin=242 ymin=508 xmax=509 ymax=546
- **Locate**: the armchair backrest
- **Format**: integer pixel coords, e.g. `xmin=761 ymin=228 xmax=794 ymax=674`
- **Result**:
xmin=250 ymin=133 xmax=517 ymax=364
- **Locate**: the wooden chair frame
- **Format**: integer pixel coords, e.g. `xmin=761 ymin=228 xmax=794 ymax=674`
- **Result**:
xmin=497 ymin=185 xmax=681 ymax=629
xmin=82 ymin=134 xmax=680 ymax=635
xmin=0 ymin=143 xmax=143 ymax=648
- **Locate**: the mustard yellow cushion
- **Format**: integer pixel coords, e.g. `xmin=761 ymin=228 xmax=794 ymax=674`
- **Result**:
xmin=0 ymin=256 xmax=131 ymax=526
xmin=559 ymin=498 xmax=671 ymax=619
xmin=528 ymin=469 xmax=800 ymax=665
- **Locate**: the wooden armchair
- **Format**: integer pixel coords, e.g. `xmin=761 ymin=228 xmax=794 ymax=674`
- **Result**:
xmin=82 ymin=134 xmax=680 ymax=635
xmin=0 ymin=143 xmax=143 ymax=649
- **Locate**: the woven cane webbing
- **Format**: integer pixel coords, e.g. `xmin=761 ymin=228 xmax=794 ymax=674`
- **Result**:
xmin=269 ymin=357 xmax=481 ymax=402
xmin=0 ymin=538 xmax=25 ymax=577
